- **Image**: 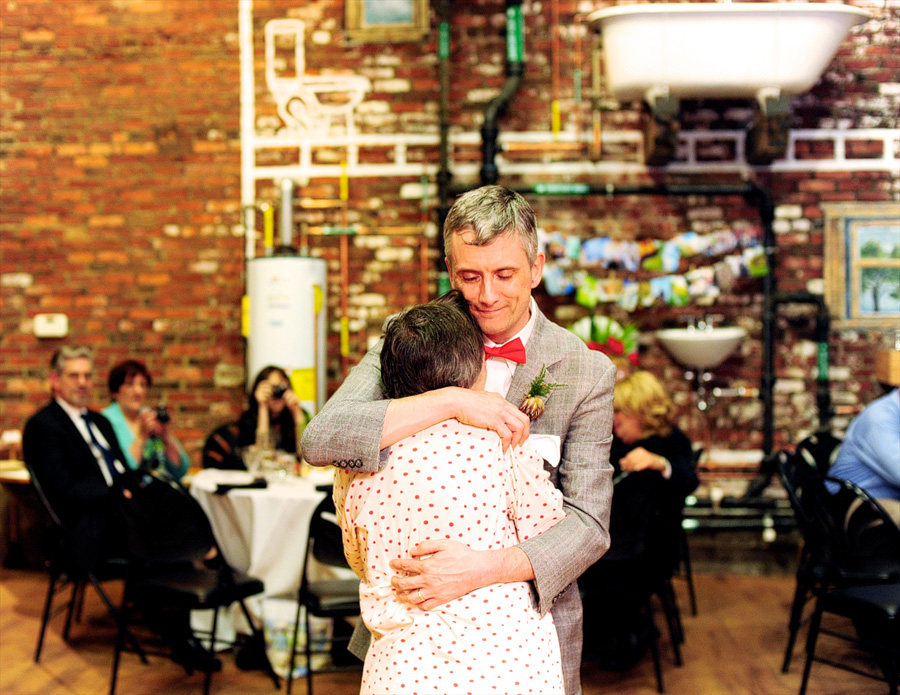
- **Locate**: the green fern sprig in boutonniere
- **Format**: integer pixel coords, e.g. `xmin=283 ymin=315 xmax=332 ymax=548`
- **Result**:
xmin=520 ymin=365 xmax=563 ymax=420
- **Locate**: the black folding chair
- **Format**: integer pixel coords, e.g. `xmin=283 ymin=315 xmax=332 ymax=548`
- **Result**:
xmin=779 ymin=443 xmax=898 ymax=673
xmin=676 ymin=447 xmax=703 ymax=616
xmin=796 ymin=476 xmax=900 ymax=695
xmin=110 ymin=471 xmax=280 ymax=695
xmin=25 ymin=461 xmax=145 ymax=664
xmin=794 ymin=431 xmax=842 ymax=476
xmin=778 ymin=448 xmax=829 ymax=672
xmin=286 ymin=490 xmax=362 ymax=695
xmin=581 ymin=471 xmax=685 ymax=693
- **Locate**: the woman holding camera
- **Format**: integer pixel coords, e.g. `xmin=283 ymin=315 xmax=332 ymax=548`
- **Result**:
xmin=238 ymin=366 xmax=307 ymax=456
xmin=103 ymin=359 xmax=191 ymax=480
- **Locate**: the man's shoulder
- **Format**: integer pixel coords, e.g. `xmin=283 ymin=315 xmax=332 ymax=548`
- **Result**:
xmin=25 ymin=401 xmax=62 ymax=428
xmin=535 ymin=319 xmax=613 ymax=369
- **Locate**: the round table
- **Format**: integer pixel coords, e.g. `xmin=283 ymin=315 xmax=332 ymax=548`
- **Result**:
xmin=188 ymin=467 xmax=340 ymax=675
xmin=189 ymin=467 xmax=334 ymax=600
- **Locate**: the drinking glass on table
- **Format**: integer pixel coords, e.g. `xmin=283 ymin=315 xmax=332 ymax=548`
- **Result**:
xmin=243 ymin=445 xmax=263 ymax=476
xmin=265 ymin=451 xmax=296 ymax=481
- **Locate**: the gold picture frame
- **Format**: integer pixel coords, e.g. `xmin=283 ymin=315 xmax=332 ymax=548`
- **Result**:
xmin=346 ymin=0 xmax=430 ymax=43
xmin=823 ymin=202 xmax=900 ymax=328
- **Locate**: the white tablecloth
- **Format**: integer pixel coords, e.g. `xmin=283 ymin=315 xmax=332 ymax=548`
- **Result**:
xmin=190 ymin=468 xmax=335 ymax=601
xmin=188 ymin=467 xmax=338 ymax=670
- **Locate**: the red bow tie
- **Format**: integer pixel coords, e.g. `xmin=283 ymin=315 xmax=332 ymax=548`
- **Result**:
xmin=484 ymin=338 xmax=526 ymax=364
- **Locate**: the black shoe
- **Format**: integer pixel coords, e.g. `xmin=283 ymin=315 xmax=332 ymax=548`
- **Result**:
xmin=234 ymin=632 xmax=269 ymax=672
xmin=172 ymin=637 xmax=222 ymax=675
xmin=596 ymin=625 xmax=654 ymax=671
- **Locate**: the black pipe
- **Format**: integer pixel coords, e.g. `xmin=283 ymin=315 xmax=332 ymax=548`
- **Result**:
xmin=480 ymin=0 xmax=525 ymax=186
xmin=436 ymin=0 xmax=452 ymax=229
xmin=757 ymin=183 xmax=777 ymax=467
xmin=744 ymin=289 xmax=833 ymax=499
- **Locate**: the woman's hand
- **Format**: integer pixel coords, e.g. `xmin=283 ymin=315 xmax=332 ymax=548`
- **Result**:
xmin=254 ymin=380 xmax=274 ymax=406
xmin=452 ymin=389 xmax=531 ymax=451
xmin=138 ymin=407 xmax=160 ymax=438
xmin=619 ymin=446 xmax=669 ymax=474
xmin=389 ymin=540 xmax=533 ymax=610
xmin=283 ymin=388 xmax=305 ymax=419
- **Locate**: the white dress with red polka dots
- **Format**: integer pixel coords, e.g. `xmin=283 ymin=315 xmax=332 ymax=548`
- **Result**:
xmin=334 ymin=419 xmax=566 ymax=695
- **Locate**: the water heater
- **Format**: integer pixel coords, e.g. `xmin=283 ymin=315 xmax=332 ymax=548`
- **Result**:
xmin=247 ymin=256 xmax=327 ymax=415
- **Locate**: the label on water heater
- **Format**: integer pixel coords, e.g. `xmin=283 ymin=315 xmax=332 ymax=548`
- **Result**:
xmin=291 ymin=368 xmax=317 ymax=403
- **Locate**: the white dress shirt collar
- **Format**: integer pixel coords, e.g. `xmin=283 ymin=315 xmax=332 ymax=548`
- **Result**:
xmin=56 ymin=396 xmax=87 ymax=421
xmin=56 ymin=397 xmax=121 ymax=485
xmin=484 ymin=297 xmax=538 ymax=397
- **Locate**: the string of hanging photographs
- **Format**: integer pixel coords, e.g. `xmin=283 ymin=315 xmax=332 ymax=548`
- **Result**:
xmin=539 ymin=222 xmax=768 ymax=312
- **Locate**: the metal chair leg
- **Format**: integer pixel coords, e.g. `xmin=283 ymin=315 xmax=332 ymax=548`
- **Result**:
xmin=62 ymin=579 xmax=82 ymax=642
xmin=34 ymin=571 xmax=59 ymax=663
xmin=798 ymin=602 xmax=824 ymax=695
xmin=201 ymin=608 xmax=219 ymax=695
xmin=286 ymin=600 xmax=304 ymax=695
xmin=679 ymin=527 xmax=698 ymax=616
xmin=306 ymin=609 xmax=314 ymax=695
xmin=782 ymin=573 xmax=812 ymax=673
xmin=658 ymin=584 xmax=683 ymax=666
xmin=646 ymin=597 xmax=665 ymax=693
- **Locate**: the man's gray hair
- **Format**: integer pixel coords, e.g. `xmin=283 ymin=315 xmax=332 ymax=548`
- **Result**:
xmin=443 ymin=185 xmax=538 ymax=266
xmin=381 ymin=290 xmax=483 ymax=399
xmin=50 ymin=346 xmax=94 ymax=374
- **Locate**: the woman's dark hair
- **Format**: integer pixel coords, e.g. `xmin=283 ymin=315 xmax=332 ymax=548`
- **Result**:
xmin=239 ymin=365 xmax=297 ymax=452
xmin=108 ymin=359 xmax=153 ymax=395
xmin=247 ymin=365 xmax=291 ymax=411
xmin=381 ymin=290 xmax=483 ymax=399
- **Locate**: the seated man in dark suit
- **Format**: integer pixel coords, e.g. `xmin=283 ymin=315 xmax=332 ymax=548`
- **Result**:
xmin=22 ymin=345 xmax=220 ymax=674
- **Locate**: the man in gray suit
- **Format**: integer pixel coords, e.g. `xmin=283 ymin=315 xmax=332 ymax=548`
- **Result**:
xmin=302 ymin=184 xmax=615 ymax=695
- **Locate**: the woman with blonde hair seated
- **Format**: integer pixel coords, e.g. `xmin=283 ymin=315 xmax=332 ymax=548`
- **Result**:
xmin=581 ymin=370 xmax=699 ymax=670
xmin=611 ymin=370 xmax=698 ymax=500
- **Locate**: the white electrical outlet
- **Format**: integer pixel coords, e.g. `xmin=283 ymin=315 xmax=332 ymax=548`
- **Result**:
xmin=33 ymin=313 xmax=69 ymax=338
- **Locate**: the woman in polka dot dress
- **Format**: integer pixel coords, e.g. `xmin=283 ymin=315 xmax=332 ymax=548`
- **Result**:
xmin=333 ymin=293 xmax=566 ymax=695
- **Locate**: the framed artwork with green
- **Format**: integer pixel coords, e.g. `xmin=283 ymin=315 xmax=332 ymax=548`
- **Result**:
xmin=824 ymin=202 xmax=900 ymax=328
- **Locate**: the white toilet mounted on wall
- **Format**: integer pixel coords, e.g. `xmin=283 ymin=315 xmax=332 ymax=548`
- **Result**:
xmin=264 ymin=18 xmax=371 ymax=135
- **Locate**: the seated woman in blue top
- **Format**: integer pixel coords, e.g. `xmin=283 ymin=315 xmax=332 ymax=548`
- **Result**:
xmin=827 ymin=387 xmax=899 ymax=525
xmin=102 ymin=359 xmax=191 ymax=481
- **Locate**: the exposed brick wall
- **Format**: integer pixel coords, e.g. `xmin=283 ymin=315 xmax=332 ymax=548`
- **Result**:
xmin=2 ymin=0 xmax=898 ymax=470
xmin=1 ymin=0 xmax=246 ymax=455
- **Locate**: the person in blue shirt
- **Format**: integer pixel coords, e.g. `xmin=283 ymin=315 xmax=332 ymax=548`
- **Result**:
xmin=103 ymin=360 xmax=191 ymax=480
xmin=828 ymin=387 xmax=900 ymax=525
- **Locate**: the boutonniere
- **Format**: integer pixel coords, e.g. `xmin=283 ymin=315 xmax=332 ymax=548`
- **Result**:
xmin=520 ymin=365 xmax=563 ymax=420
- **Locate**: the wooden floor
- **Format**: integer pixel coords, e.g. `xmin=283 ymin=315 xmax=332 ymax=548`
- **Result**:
xmin=0 ymin=566 xmax=887 ymax=695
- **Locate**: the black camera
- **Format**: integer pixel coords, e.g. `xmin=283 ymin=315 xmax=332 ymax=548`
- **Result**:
xmin=155 ymin=405 xmax=171 ymax=424
xmin=271 ymin=384 xmax=287 ymax=399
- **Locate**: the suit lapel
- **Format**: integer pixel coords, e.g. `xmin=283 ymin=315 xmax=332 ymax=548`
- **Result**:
xmin=50 ymin=400 xmax=100 ymax=464
xmin=508 ymin=309 xmax=566 ymax=408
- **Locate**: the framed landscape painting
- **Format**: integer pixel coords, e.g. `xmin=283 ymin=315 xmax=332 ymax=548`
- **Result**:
xmin=346 ymin=0 xmax=430 ymax=43
xmin=824 ymin=202 xmax=900 ymax=328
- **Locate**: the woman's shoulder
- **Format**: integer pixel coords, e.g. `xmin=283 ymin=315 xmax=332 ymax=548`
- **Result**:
xmin=101 ymin=402 xmax=125 ymax=426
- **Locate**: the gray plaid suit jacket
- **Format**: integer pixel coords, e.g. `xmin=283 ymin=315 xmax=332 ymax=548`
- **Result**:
xmin=302 ymin=307 xmax=615 ymax=695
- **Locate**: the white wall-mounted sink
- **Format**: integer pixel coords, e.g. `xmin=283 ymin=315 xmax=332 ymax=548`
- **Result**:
xmin=657 ymin=326 xmax=747 ymax=370
xmin=587 ymin=3 xmax=869 ymax=104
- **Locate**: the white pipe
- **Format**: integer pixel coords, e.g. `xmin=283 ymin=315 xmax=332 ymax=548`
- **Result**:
xmin=239 ymin=0 xmax=256 ymax=263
